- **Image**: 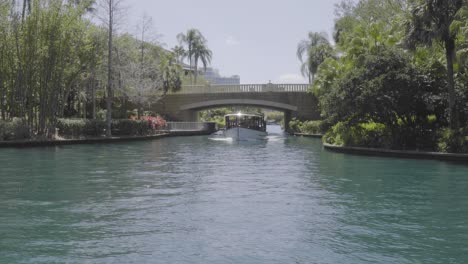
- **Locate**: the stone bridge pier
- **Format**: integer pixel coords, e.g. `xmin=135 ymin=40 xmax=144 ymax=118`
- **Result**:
xmin=151 ymin=84 xmax=321 ymax=131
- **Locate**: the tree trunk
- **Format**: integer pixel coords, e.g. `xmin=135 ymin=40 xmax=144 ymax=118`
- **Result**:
xmin=77 ymin=96 xmax=81 ymax=118
xmin=106 ymin=92 xmax=112 ymax=136
xmin=106 ymin=0 xmax=114 ymax=137
xmin=137 ymin=105 xmax=142 ymax=119
xmin=0 ymin=77 xmax=4 ymax=120
xmin=194 ymin=61 xmax=198 ymax=84
xmin=82 ymin=102 xmax=85 ymax=119
xmin=138 ymin=21 xmax=145 ymax=120
xmin=189 ymin=45 xmax=192 ymax=85
xmin=120 ymin=96 xmax=126 ymax=118
xmin=21 ymin=0 xmax=28 ymax=23
xmin=92 ymin=74 xmax=96 ymax=119
xmin=137 ymin=92 xmax=142 ymax=119
xmin=445 ymin=38 xmax=458 ymax=129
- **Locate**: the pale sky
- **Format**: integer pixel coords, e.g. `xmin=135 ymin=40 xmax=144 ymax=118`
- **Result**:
xmin=123 ymin=0 xmax=343 ymax=84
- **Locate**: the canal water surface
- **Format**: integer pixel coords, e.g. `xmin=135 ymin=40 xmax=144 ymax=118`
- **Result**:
xmin=1 ymin=126 xmax=468 ymax=263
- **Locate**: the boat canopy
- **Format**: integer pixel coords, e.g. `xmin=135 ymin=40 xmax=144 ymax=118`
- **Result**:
xmin=225 ymin=113 xmax=266 ymax=132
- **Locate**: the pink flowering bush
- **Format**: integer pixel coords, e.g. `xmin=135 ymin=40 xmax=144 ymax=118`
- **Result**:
xmin=130 ymin=115 xmax=167 ymax=131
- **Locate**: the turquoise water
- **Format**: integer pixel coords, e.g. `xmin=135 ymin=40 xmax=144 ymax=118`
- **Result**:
xmin=1 ymin=126 xmax=468 ymax=263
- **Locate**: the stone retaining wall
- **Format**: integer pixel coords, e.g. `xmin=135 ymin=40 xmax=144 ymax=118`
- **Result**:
xmin=0 ymin=130 xmax=214 ymax=148
xmin=293 ymin=133 xmax=323 ymax=138
xmin=323 ymin=143 xmax=468 ymax=163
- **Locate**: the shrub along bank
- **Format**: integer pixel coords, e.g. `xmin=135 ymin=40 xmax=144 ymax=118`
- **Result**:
xmin=322 ymin=121 xmax=468 ymax=154
xmin=56 ymin=119 xmax=157 ymax=138
xmin=322 ymin=121 xmax=439 ymax=151
xmin=0 ymin=117 xmax=167 ymax=141
xmin=289 ymin=119 xmax=329 ymax=135
xmin=0 ymin=119 xmax=31 ymax=141
xmin=56 ymin=117 xmax=167 ymax=139
xmin=292 ymin=118 xmax=468 ymax=154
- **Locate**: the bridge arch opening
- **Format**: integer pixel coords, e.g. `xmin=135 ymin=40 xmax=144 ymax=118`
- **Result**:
xmin=179 ymin=99 xmax=295 ymax=131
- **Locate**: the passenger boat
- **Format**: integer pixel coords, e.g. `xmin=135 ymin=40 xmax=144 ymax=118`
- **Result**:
xmin=224 ymin=113 xmax=267 ymax=140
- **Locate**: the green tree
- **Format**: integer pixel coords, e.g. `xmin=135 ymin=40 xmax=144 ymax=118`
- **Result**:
xmin=405 ymin=0 xmax=466 ymax=128
xmin=320 ymin=47 xmax=442 ymax=148
xmin=0 ymin=1 xmax=12 ymax=120
xmin=135 ymin=14 xmax=154 ymax=118
xmin=114 ymin=32 xmax=177 ymax=118
xmin=192 ymin=40 xmax=212 ymax=84
xmin=177 ymin=29 xmax=203 ymax=83
xmin=177 ymin=29 xmax=211 ymax=84
xmin=158 ymin=53 xmax=182 ymax=95
xmin=172 ymin=45 xmax=186 ymax=64
xmin=296 ymin=32 xmax=331 ymax=83
xmin=99 ymin=0 xmax=124 ymax=136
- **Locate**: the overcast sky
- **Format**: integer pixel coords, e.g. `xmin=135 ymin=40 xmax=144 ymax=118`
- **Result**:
xmin=122 ymin=0 xmax=343 ymax=84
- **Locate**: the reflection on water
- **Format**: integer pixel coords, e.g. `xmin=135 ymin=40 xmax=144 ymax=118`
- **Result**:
xmin=1 ymin=125 xmax=468 ymax=264
xmin=209 ymin=124 xmax=286 ymax=143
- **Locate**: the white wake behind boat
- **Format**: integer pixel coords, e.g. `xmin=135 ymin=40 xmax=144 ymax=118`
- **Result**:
xmin=224 ymin=113 xmax=267 ymax=141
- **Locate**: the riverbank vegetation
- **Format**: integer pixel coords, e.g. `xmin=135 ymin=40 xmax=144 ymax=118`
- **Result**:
xmin=0 ymin=0 xmax=212 ymax=141
xmin=297 ymin=0 xmax=468 ymax=153
xmin=289 ymin=119 xmax=328 ymax=135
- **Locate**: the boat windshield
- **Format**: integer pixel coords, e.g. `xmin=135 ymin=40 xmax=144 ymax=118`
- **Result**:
xmin=225 ymin=114 xmax=266 ymax=132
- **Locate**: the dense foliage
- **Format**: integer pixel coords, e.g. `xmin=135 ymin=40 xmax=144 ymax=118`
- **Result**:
xmin=55 ymin=117 xmax=166 ymax=139
xmin=289 ymin=119 xmax=328 ymax=135
xmin=0 ymin=0 xmax=183 ymax=139
xmin=0 ymin=119 xmax=30 ymax=141
xmin=303 ymin=0 xmax=468 ymax=152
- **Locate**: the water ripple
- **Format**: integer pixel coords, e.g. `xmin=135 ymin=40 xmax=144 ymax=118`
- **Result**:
xmin=1 ymin=127 xmax=468 ymax=263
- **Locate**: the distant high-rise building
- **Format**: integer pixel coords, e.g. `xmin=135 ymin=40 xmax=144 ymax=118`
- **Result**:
xmin=201 ymin=67 xmax=240 ymax=85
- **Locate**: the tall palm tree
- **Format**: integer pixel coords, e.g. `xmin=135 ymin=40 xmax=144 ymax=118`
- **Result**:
xmin=405 ymin=0 xmax=465 ymax=128
xmin=297 ymin=32 xmax=331 ymax=83
xmin=177 ymin=29 xmax=205 ymax=83
xmin=192 ymin=41 xmax=212 ymax=84
xmin=305 ymin=44 xmax=334 ymax=84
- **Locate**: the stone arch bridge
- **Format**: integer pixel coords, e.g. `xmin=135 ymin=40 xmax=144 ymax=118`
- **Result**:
xmin=152 ymin=83 xmax=320 ymax=130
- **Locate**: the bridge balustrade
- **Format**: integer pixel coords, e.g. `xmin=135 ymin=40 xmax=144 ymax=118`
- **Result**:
xmin=172 ymin=84 xmax=310 ymax=94
xmin=165 ymin=122 xmax=215 ymax=131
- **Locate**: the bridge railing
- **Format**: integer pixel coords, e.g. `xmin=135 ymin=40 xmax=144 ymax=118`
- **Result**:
xmin=171 ymin=83 xmax=310 ymax=94
xmin=164 ymin=122 xmax=216 ymax=132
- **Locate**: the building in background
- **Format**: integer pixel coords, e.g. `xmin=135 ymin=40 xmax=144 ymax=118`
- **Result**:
xmin=201 ymin=67 xmax=240 ymax=85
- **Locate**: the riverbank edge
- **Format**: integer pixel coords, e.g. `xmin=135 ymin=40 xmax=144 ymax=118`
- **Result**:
xmin=0 ymin=130 xmax=213 ymax=148
xmin=293 ymin=133 xmax=324 ymax=138
xmin=323 ymin=143 xmax=468 ymax=163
